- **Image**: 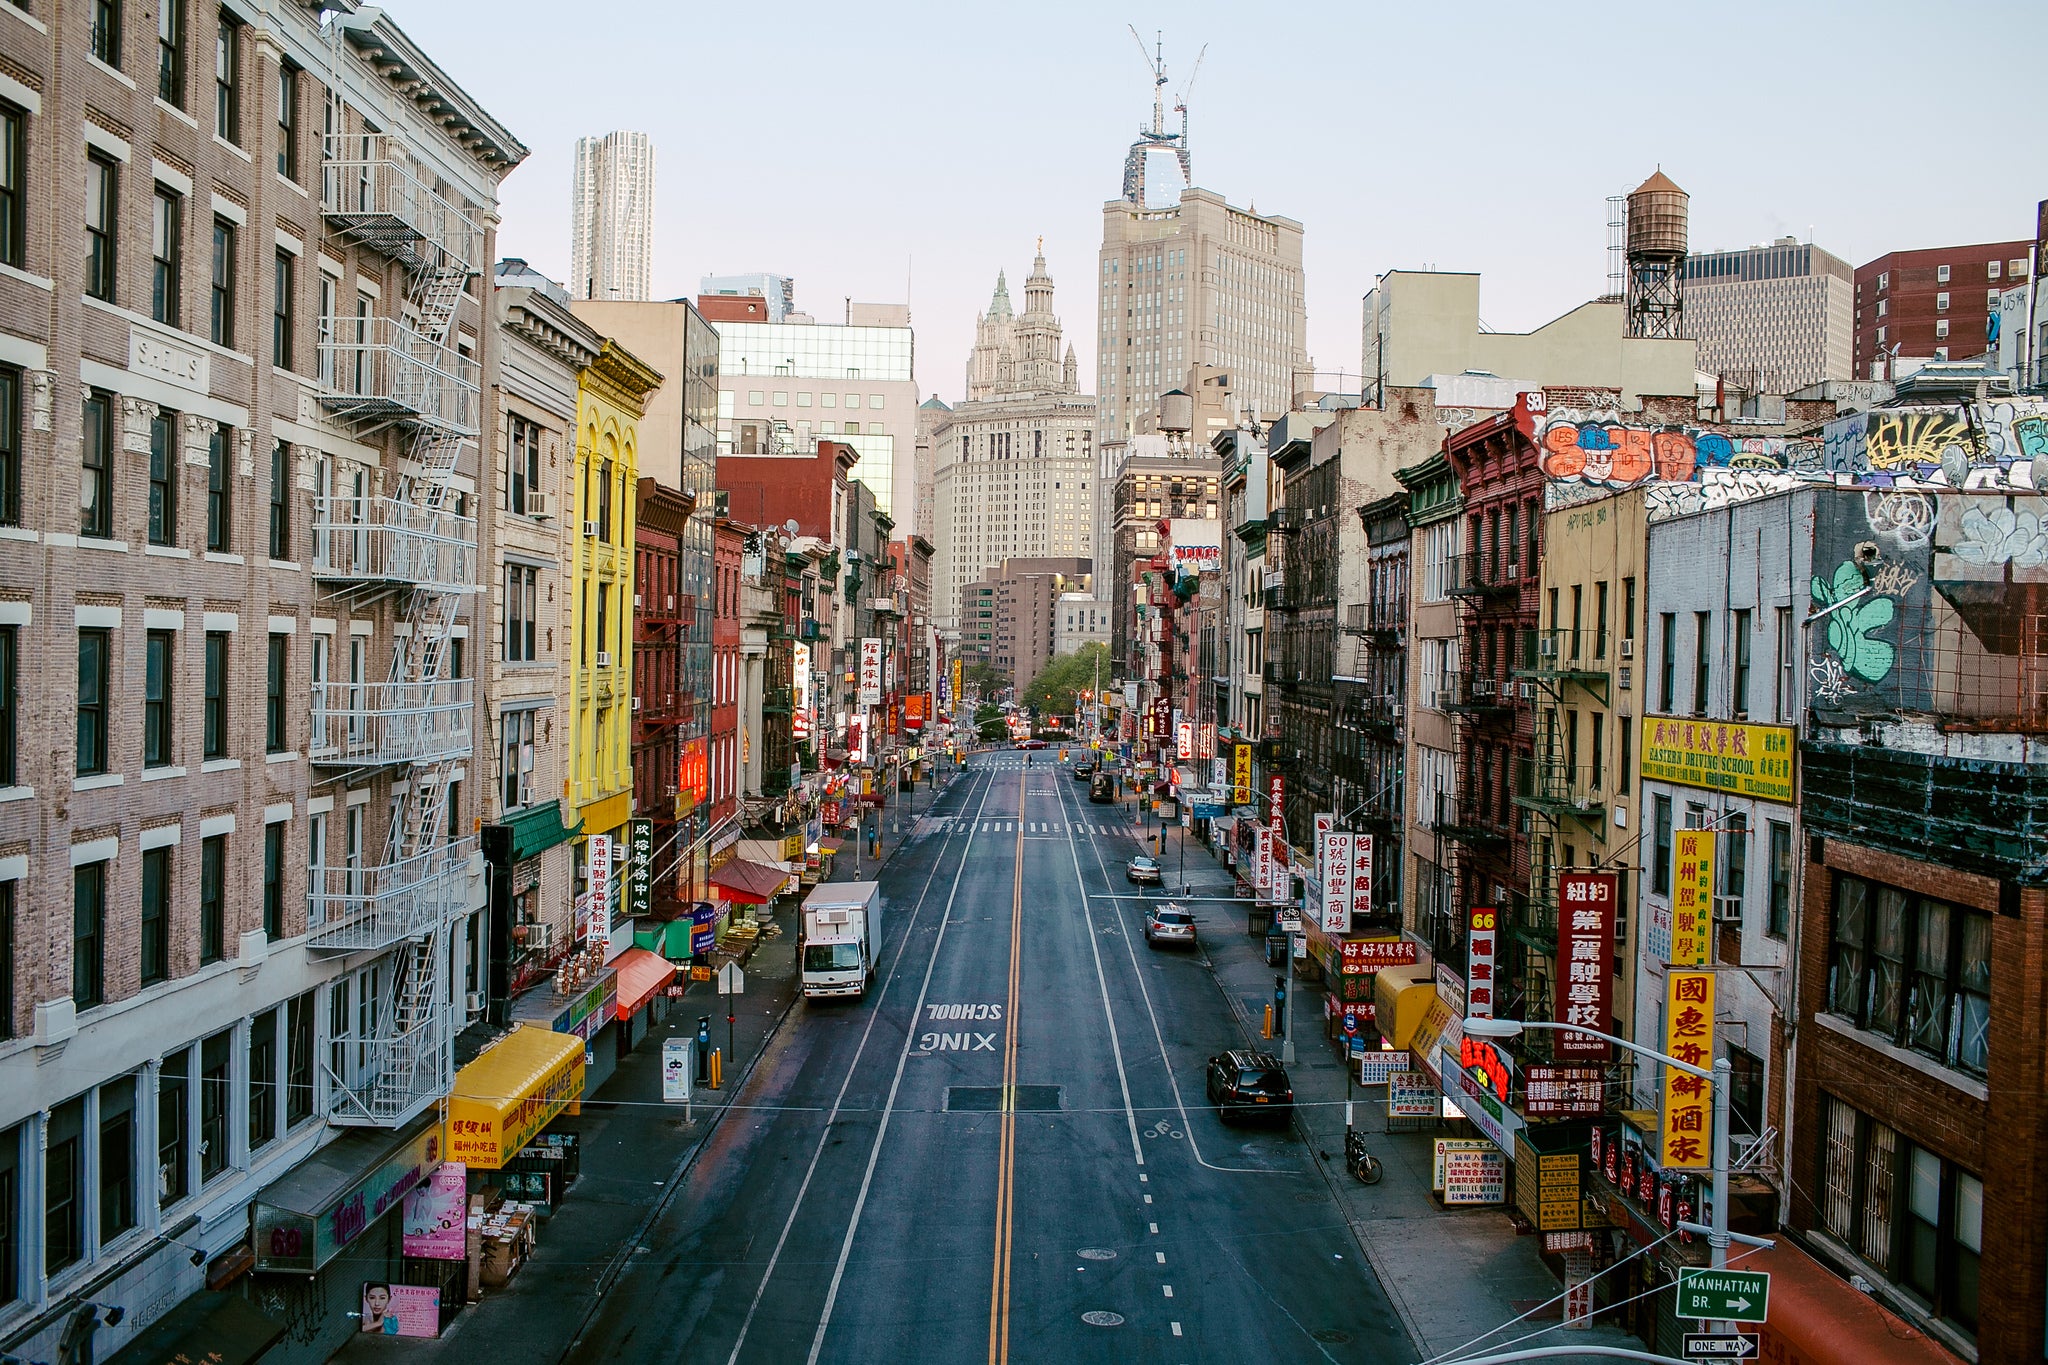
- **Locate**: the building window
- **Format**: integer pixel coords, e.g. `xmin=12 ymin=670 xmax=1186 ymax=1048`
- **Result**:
xmin=1617 ymin=715 xmax=1632 ymax=799
xmin=1827 ymin=874 xmax=1991 ymax=1077
xmin=158 ymin=1048 xmax=188 ymax=1205
xmin=213 ymin=10 xmax=238 ymax=142
xmin=1657 ymin=613 xmax=1676 ymax=711
xmin=1935 ymin=264 xmax=1950 ymax=283
xmin=199 ymin=833 xmax=225 ymax=964
xmin=508 ymin=414 xmax=540 ymax=514
xmin=501 ymin=708 xmax=535 ymax=810
xmin=285 ymin=992 xmax=313 ymax=1125
xmin=77 ymin=628 xmax=110 ymax=775
xmin=78 ymin=397 xmax=113 ymax=536
xmin=1652 ymin=794 xmax=1672 ymax=896
xmin=45 ymin=1097 xmax=82 ymax=1273
xmin=268 ymin=439 xmax=290 ymax=559
xmin=0 ymin=101 xmax=23 ymax=270
xmin=504 ymin=564 xmax=537 ymax=661
xmin=262 ymin=820 xmax=284 ymax=938
xmin=200 ymin=630 xmax=228 ymax=758
xmin=1727 ymin=1044 xmax=1763 ymax=1136
xmin=205 ymin=424 xmax=231 ymax=551
xmin=209 ymin=217 xmax=235 ymax=347
xmin=148 ymin=410 xmax=178 ymax=545
xmin=89 ymin=0 xmax=120 ymax=67
xmin=97 ymin=1076 xmax=135 ymax=1243
xmin=1731 ymin=608 xmax=1751 ymax=716
xmin=597 ymin=458 xmax=613 ymax=540
xmin=1767 ymin=821 xmax=1792 ymax=938
xmin=1690 ymin=611 xmax=1711 ymax=714
xmin=1721 ymin=811 xmax=1748 ymax=913
xmin=156 ymin=0 xmax=184 ymax=103
xmin=274 ymin=63 xmax=297 ymax=180
xmin=72 ymin=861 xmax=105 ymax=1008
xmin=0 ymin=882 xmax=11 ymax=1040
xmin=248 ymin=1010 xmax=276 ymax=1151
xmin=1775 ymin=606 xmax=1794 ymax=721
xmin=140 ymin=844 xmax=170 ymax=984
xmin=199 ymin=1030 xmax=229 ymax=1183
xmin=272 ymin=248 xmax=293 ymax=369
xmin=264 ymin=632 xmax=287 ymax=752
xmin=1820 ymin=1095 xmax=1980 ymax=1338
xmin=85 ymin=153 xmax=117 ymax=303
xmin=144 ymin=628 xmax=174 ymax=765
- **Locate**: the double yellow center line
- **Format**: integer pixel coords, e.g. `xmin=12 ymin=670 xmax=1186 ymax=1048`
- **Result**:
xmin=987 ymin=771 xmax=1025 ymax=1365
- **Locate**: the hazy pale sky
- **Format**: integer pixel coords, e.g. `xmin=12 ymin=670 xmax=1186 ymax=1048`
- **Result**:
xmin=394 ymin=0 xmax=2043 ymax=404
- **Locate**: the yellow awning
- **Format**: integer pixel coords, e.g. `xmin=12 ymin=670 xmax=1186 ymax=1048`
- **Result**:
xmin=1373 ymin=965 xmax=1438 ymax=1051
xmin=446 ymin=1026 xmax=586 ymax=1170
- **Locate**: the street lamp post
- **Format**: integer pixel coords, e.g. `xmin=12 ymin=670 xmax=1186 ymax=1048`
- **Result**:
xmin=1460 ymin=1017 xmax=1768 ymax=1336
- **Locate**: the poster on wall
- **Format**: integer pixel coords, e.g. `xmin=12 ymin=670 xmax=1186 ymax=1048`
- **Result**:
xmin=400 ymin=1162 xmax=468 ymax=1260
xmin=360 ymin=1283 xmax=441 ymax=1338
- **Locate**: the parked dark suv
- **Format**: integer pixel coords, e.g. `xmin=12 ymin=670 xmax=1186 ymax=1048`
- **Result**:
xmin=1205 ymin=1050 xmax=1293 ymax=1125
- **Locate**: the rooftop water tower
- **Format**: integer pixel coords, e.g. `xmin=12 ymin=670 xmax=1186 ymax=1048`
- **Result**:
xmin=1625 ymin=169 xmax=1689 ymax=339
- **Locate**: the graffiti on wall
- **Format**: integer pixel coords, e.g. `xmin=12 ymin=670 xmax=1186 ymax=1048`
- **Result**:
xmin=1806 ymin=491 xmax=1939 ymax=717
xmin=1537 ymin=398 xmax=2048 ymax=524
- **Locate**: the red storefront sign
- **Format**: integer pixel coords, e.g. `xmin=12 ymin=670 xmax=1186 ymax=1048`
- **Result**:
xmin=1523 ymin=1063 xmax=1605 ymax=1117
xmin=1339 ymin=938 xmax=1418 ymax=974
xmin=1555 ymin=871 xmax=1616 ymax=1059
xmin=677 ymin=738 xmax=709 ymax=813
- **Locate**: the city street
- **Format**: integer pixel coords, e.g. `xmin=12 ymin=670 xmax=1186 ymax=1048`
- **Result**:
xmin=563 ymin=753 xmax=1412 ymax=1365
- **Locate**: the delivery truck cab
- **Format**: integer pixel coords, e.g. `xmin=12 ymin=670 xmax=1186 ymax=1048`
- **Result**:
xmin=801 ymin=881 xmax=883 ymax=999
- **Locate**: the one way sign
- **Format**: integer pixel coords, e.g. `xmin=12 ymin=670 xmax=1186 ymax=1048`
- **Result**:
xmin=1683 ymin=1333 xmax=1760 ymax=1360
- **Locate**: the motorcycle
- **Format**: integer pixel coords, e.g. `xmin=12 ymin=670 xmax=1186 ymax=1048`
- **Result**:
xmin=1345 ymin=1127 xmax=1382 ymax=1185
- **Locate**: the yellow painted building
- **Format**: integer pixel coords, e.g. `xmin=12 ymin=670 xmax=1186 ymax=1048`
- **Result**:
xmin=1516 ymin=486 xmax=1649 ymax=1041
xmin=568 ymin=340 xmax=664 ymax=882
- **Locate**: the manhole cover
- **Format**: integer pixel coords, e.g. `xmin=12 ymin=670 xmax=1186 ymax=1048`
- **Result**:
xmin=1080 ymin=1311 xmax=1125 ymax=1327
xmin=1077 ymin=1248 xmax=1117 ymax=1261
xmin=1312 ymin=1329 xmax=1353 ymax=1345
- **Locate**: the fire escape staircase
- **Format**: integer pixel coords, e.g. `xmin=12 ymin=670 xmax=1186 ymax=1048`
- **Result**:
xmin=308 ymin=131 xmax=485 ymax=1127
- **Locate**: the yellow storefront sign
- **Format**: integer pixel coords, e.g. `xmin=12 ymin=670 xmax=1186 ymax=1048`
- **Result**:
xmin=1671 ymin=830 xmax=1714 ymax=967
xmin=1640 ymin=716 xmax=1794 ymax=802
xmin=1658 ymin=972 xmax=1715 ymax=1169
xmin=1232 ymin=744 xmax=1252 ymax=805
xmin=447 ymin=1025 xmax=587 ymax=1170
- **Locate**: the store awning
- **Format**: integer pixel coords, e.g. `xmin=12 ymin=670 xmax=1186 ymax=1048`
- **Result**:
xmin=501 ymin=799 xmax=581 ymax=864
xmin=711 ymin=858 xmax=791 ymax=904
xmin=818 ymin=836 xmax=846 ymax=853
xmin=613 ymin=947 xmax=678 ymax=1020
xmin=1735 ymin=1238 xmax=1960 ymax=1365
xmin=104 ymin=1290 xmax=285 ymax=1365
xmin=250 ymin=1116 xmax=442 ymax=1273
xmin=1373 ymin=966 xmax=1437 ymax=1051
xmin=446 ymin=1025 xmax=585 ymax=1170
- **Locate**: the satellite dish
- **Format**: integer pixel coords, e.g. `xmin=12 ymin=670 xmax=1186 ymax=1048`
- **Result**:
xmin=785 ymin=519 xmax=799 ymax=537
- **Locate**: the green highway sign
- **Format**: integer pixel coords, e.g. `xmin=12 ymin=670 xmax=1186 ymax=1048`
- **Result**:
xmin=1677 ymin=1269 xmax=1770 ymax=1324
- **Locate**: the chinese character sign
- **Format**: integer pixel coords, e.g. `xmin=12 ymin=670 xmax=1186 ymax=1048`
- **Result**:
xmin=1197 ymin=723 xmax=1215 ymax=760
xmin=859 ymin=638 xmax=883 ymax=706
xmin=1671 ymin=830 xmax=1714 ymax=966
xmin=1555 ymin=872 xmax=1616 ymax=1059
xmin=586 ymin=834 xmax=613 ymax=951
xmin=1176 ymin=721 xmax=1193 ymax=760
xmin=1268 ymin=774 xmax=1285 ymax=842
xmin=1659 ymin=971 xmax=1716 ymax=1169
xmin=1232 ymin=744 xmax=1252 ymax=804
xmin=626 ymin=819 xmax=654 ymax=919
xmin=792 ymin=643 xmax=812 ymax=741
xmin=1350 ymin=834 xmax=1375 ymax=925
xmin=1322 ymin=830 xmax=1353 ymax=935
xmin=1253 ymin=825 xmax=1272 ymax=894
xmin=1467 ymin=907 xmax=1498 ymax=1019
xmin=951 ymin=658 xmax=963 ymax=707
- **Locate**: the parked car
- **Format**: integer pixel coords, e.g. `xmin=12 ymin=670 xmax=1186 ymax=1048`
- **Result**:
xmin=1017 ymin=738 xmax=1047 ymax=750
xmin=1143 ymin=904 xmax=1197 ymax=948
xmin=1205 ymin=1050 xmax=1294 ymax=1125
xmin=1125 ymin=855 xmax=1163 ymax=885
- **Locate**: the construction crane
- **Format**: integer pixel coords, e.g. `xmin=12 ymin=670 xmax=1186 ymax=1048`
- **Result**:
xmin=1121 ymin=26 xmax=1193 ymax=206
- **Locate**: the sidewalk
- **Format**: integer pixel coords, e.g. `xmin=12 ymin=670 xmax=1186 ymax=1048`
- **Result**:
xmin=1188 ymin=839 xmax=1641 ymax=1364
xmin=334 ymin=811 xmax=938 ymax=1365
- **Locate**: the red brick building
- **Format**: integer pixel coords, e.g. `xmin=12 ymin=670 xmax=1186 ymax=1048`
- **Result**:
xmin=1853 ymin=240 xmax=2032 ymax=377
xmin=718 ymin=439 xmax=859 ymax=542
xmin=711 ymin=517 xmax=744 ymax=836
xmin=632 ymin=480 xmax=694 ymax=900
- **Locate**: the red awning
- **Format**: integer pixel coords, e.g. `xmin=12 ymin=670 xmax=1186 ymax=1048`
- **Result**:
xmin=710 ymin=858 xmax=791 ymax=905
xmin=612 ymin=948 xmax=679 ymax=1020
xmin=1733 ymin=1237 xmax=1961 ymax=1365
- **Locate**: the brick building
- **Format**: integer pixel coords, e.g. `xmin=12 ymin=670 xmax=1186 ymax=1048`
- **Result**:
xmin=631 ymin=479 xmax=694 ymax=900
xmin=1854 ymin=241 xmax=2033 ymax=377
xmin=0 ymin=5 xmax=521 ymax=1360
xmin=710 ymin=517 xmax=743 ymax=840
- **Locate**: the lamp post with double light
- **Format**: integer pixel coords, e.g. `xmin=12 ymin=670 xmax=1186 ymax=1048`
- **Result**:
xmin=1458 ymin=1017 xmax=1771 ymax=1336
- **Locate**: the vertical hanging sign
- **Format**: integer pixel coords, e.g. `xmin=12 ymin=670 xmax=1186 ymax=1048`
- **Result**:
xmin=1671 ymin=829 xmax=1715 ymax=967
xmin=1555 ymin=871 xmax=1616 ymax=1059
xmin=1323 ymin=830 xmax=1354 ymax=935
xmin=1466 ymin=906 xmax=1498 ymax=1019
xmin=859 ymin=638 xmax=882 ymax=707
xmin=1232 ymin=744 xmax=1252 ymax=805
xmin=1659 ymin=971 xmax=1716 ymax=1169
xmin=626 ymin=819 xmax=654 ymax=920
xmin=586 ymin=834 xmax=613 ymax=951
xmin=1349 ymin=834 xmax=1375 ymax=925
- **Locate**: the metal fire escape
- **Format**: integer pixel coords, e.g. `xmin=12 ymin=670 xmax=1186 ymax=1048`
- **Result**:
xmin=309 ymin=130 xmax=483 ymax=1126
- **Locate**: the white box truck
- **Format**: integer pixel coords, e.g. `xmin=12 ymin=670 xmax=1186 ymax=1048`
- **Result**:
xmin=801 ymin=881 xmax=883 ymax=999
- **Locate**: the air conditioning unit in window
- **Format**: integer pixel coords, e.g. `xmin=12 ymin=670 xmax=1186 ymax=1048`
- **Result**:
xmin=1390 ymin=703 xmax=1404 ymax=720
xmin=634 ymin=593 xmax=643 ymax=609
xmin=1713 ymin=895 xmax=1743 ymax=924
xmin=464 ymin=990 xmax=484 ymax=1016
xmin=1619 ymin=638 xmax=1635 ymax=659
xmin=527 ymin=921 xmax=554 ymax=951
xmin=1537 ymin=637 xmax=1557 ymax=658
xmin=1518 ymin=682 xmax=1536 ymax=700
xmin=582 ymin=519 xmax=600 ymax=538
xmin=526 ymin=491 xmax=553 ymax=519
xmin=596 ymin=651 xmax=613 ymax=667
xmin=631 ymin=695 xmax=642 ymax=712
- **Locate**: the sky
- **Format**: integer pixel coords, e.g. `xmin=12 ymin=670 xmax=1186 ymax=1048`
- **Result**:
xmin=395 ymin=0 xmax=2044 ymax=405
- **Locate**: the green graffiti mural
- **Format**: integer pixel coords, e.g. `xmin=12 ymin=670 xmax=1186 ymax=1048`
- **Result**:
xmin=1811 ymin=560 xmax=1896 ymax=683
